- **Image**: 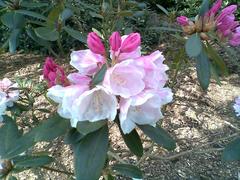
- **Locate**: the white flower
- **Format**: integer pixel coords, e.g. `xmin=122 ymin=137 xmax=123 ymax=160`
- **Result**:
xmin=47 ymin=84 xmax=89 ymax=126
xmin=233 ymin=97 xmax=240 ymax=117
xmin=0 ymin=78 xmax=19 ymax=121
xmin=119 ymin=88 xmax=173 ymax=134
xmin=71 ymin=86 xmax=118 ymax=127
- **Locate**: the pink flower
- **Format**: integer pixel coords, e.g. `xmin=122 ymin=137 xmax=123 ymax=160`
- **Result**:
xmin=103 ymin=60 xmax=145 ymax=98
xmin=120 ymin=33 xmax=141 ymax=53
xmin=87 ymin=32 xmax=105 ymax=55
xmin=109 ymin=32 xmax=122 ymax=51
xmin=70 ymin=50 xmax=105 ymax=76
xmin=67 ymin=73 xmax=91 ymax=86
xmin=208 ymin=0 xmax=222 ymax=16
xmin=217 ymin=5 xmax=237 ymax=23
xmin=177 ymin=16 xmax=189 ymax=26
xmin=136 ymin=51 xmax=169 ymax=90
xmin=43 ymin=57 xmax=68 ymax=87
xmin=119 ymin=88 xmax=173 ymax=134
xmin=229 ymin=32 xmax=240 ymax=46
xmin=0 ymin=78 xmax=19 ymax=121
xmin=0 ymin=78 xmax=19 ymax=106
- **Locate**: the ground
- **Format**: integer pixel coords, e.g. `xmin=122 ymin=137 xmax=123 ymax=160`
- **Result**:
xmin=0 ymin=51 xmax=240 ymax=179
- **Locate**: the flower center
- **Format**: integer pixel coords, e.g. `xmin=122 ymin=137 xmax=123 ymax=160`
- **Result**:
xmin=112 ymin=74 xmax=126 ymax=86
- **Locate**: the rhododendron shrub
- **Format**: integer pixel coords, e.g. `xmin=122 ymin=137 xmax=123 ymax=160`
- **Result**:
xmin=0 ymin=32 xmax=176 ymax=180
xmin=176 ymin=0 xmax=239 ymax=90
xmin=43 ymin=31 xmax=175 ymax=179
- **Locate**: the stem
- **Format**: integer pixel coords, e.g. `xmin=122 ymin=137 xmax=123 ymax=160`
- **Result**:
xmin=48 ymin=47 xmax=59 ymax=58
xmin=57 ymin=34 xmax=64 ymax=56
xmin=41 ymin=166 xmax=74 ymax=176
xmin=107 ymin=151 xmax=127 ymax=164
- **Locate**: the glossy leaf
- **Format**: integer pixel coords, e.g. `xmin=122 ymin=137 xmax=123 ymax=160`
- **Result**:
xmin=199 ymin=0 xmax=209 ymax=16
xmin=26 ymin=28 xmax=51 ymax=47
xmin=0 ymin=116 xmax=21 ymax=157
xmin=47 ymin=2 xmax=64 ymax=27
xmin=35 ymin=27 xmax=59 ymax=41
xmin=33 ymin=113 xmax=71 ymax=142
xmin=196 ymin=51 xmax=211 ymax=90
xmin=205 ymin=42 xmax=228 ymax=76
xmin=74 ymin=125 xmax=109 ymax=180
xmin=156 ymin=4 xmax=169 ymax=16
xmin=112 ymin=164 xmax=143 ymax=179
xmin=138 ymin=125 xmax=176 ymax=150
xmin=222 ymin=138 xmax=240 ymax=161
xmin=16 ymin=10 xmax=47 ymax=21
xmin=91 ymin=64 xmax=107 ymax=86
xmin=13 ymin=155 xmax=53 ymax=168
xmin=1 ymin=12 xmax=25 ymax=29
xmin=64 ymin=128 xmax=84 ymax=145
xmin=60 ymin=8 xmax=73 ymax=22
xmin=185 ymin=33 xmax=202 ymax=58
xmin=63 ymin=26 xmax=87 ymax=43
xmin=20 ymin=2 xmax=48 ymax=8
xmin=77 ymin=120 xmax=107 ymax=135
xmin=9 ymin=29 xmax=21 ymax=53
xmin=117 ymin=121 xmax=143 ymax=157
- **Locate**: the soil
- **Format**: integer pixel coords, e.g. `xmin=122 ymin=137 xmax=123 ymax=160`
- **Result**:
xmin=0 ymin=51 xmax=240 ymax=180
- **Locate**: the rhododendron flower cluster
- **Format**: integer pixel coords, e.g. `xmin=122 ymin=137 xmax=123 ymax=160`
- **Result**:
xmin=233 ymin=97 xmax=240 ymax=117
xmin=46 ymin=31 xmax=172 ymax=134
xmin=0 ymin=78 xmax=19 ymax=121
xmin=177 ymin=0 xmax=240 ymax=46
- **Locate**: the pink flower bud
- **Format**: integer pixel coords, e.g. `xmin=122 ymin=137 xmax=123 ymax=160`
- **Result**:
xmin=208 ymin=0 xmax=222 ymax=16
xmin=176 ymin=16 xmax=189 ymax=26
xmin=43 ymin=57 xmax=68 ymax=87
xmin=109 ymin=32 xmax=122 ymax=51
xmin=87 ymin=32 xmax=105 ymax=55
xmin=229 ymin=32 xmax=240 ymax=46
xmin=120 ymin=33 xmax=141 ymax=53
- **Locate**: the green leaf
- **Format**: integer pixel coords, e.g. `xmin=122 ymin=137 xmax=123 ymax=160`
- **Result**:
xmin=74 ymin=125 xmax=109 ymax=180
xmin=117 ymin=11 xmax=133 ymax=17
xmin=196 ymin=51 xmax=211 ymax=90
xmin=7 ymin=176 xmax=17 ymax=180
xmin=77 ymin=120 xmax=107 ymax=135
xmin=222 ymin=138 xmax=240 ymax=161
xmin=9 ymin=29 xmax=21 ymax=53
xmin=205 ymin=42 xmax=228 ymax=76
xmin=138 ymin=125 xmax=176 ymax=150
xmin=20 ymin=2 xmax=48 ymax=8
xmin=185 ymin=33 xmax=202 ymax=58
xmin=63 ymin=26 xmax=87 ymax=43
xmin=117 ymin=121 xmax=143 ymax=157
xmin=16 ymin=10 xmax=47 ymax=21
xmin=60 ymin=8 xmax=73 ymax=22
xmin=211 ymin=63 xmax=221 ymax=86
xmin=34 ymin=113 xmax=71 ymax=142
xmin=112 ymin=164 xmax=143 ymax=179
xmin=64 ymin=128 xmax=84 ymax=145
xmin=91 ymin=64 xmax=107 ymax=87
xmin=47 ymin=2 xmax=64 ymax=27
xmin=4 ymin=131 xmax=35 ymax=159
xmin=199 ymin=0 xmax=209 ymax=16
xmin=26 ymin=28 xmax=51 ymax=47
xmin=0 ymin=0 xmax=7 ymax=7
xmin=1 ymin=12 xmax=25 ymax=29
xmin=0 ymin=116 xmax=21 ymax=157
xmin=13 ymin=155 xmax=53 ymax=168
xmin=35 ymin=27 xmax=59 ymax=41
xmin=156 ymin=4 xmax=169 ymax=16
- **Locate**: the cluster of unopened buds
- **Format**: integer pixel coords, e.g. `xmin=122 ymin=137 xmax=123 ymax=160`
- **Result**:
xmin=44 ymin=31 xmax=173 ymax=134
xmin=0 ymin=78 xmax=19 ymax=121
xmin=177 ymin=0 xmax=240 ymax=46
